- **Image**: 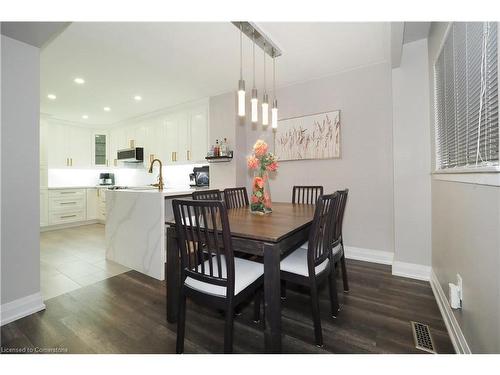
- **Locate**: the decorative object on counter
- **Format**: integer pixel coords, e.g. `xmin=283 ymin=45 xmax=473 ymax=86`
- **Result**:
xmin=274 ymin=110 xmax=341 ymax=161
xmin=148 ymin=158 xmax=164 ymax=191
xmin=247 ymin=139 xmax=278 ymax=215
xmin=232 ymin=22 xmax=281 ymax=129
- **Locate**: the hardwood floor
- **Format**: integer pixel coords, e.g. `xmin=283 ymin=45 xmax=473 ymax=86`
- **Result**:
xmin=0 ymin=259 xmax=454 ymax=354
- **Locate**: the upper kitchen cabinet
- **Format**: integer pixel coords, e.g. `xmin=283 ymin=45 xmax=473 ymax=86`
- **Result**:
xmin=109 ymin=127 xmax=127 ymax=167
xmin=47 ymin=122 xmax=91 ymax=168
xmin=92 ymin=132 xmax=109 ymax=167
xmin=188 ymin=106 xmax=208 ymax=163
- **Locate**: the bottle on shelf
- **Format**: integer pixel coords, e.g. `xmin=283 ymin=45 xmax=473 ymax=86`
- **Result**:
xmin=220 ymin=138 xmax=227 ymax=157
xmin=208 ymin=144 xmax=215 ymax=157
xmin=215 ymin=139 xmax=220 ymax=157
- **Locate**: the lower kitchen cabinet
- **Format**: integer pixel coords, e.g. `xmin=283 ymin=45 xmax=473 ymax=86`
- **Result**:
xmin=97 ymin=188 xmax=106 ymax=221
xmin=40 ymin=189 xmax=48 ymax=227
xmin=86 ymin=188 xmax=98 ymax=220
xmin=48 ymin=189 xmax=87 ymax=225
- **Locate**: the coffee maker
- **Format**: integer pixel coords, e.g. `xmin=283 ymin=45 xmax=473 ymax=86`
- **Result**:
xmin=99 ymin=172 xmax=115 ymax=186
xmin=189 ymin=166 xmax=209 ymax=187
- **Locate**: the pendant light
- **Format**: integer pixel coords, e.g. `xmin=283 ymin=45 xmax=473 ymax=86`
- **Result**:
xmin=262 ymin=41 xmax=269 ymax=126
xmin=251 ymin=31 xmax=258 ymax=124
xmin=237 ymin=24 xmax=245 ymax=117
xmin=271 ymin=52 xmax=278 ymax=129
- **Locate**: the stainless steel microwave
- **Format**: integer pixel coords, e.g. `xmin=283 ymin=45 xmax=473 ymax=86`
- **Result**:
xmin=117 ymin=147 xmax=144 ymax=163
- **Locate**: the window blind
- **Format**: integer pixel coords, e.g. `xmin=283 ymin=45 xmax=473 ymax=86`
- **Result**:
xmin=434 ymin=22 xmax=499 ymax=170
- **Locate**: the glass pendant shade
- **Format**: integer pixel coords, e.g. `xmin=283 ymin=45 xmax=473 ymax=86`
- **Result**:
xmin=271 ymin=99 xmax=278 ymax=129
xmin=251 ymin=88 xmax=258 ymax=123
xmin=238 ymin=79 xmax=245 ymax=117
xmin=262 ymin=93 xmax=269 ymax=126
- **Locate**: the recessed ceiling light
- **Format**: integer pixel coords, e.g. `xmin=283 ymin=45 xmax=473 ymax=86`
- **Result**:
xmin=74 ymin=77 xmax=85 ymax=84
xmin=103 ymin=107 xmax=111 ymax=112
xmin=134 ymin=95 xmax=142 ymax=101
xmin=82 ymin=115 xmax=88 ymax=119
xmin=47 ymin=94 xmax=57 ymax=100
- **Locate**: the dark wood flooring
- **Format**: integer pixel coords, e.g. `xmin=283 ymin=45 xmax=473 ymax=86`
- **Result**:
xmin=0 ymin=259 xmax=454 ymax=354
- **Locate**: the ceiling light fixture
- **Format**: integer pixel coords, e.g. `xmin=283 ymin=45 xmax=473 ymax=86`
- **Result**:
xmin=134 ymin=95 xmax=142 ymax=101
xmin=74 ymin=77 xmax=85 ymax=84
xmin=103 ymin=107 xmax=111 ymax=112
xmin=251 ymin=31 xmax=258 ymax=124
xmin=47 ymin=94 xmax=57 ymax=100
xmin=262 ymin=41 xmax=269 ymax=126
xmin=82 ymin=115 xmax=88 ymax=119
xmin=237 ymin=24 xmax=246 ymax=117
xmin=271 ymin=52 xmax=278 ymax=129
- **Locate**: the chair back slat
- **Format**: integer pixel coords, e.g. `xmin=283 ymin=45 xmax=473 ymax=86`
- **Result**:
xmin=192 ymin=189 xmax=222 ymax=201
xmin=292 ymin=186 xmax=324 ymax=204
xmin=172 ymin=199 xmax=234 ymax=295
xmin=307 ymin=193 xmax=339 ymax=275
xmin=224 ymin=187 xmax=249 ymax=209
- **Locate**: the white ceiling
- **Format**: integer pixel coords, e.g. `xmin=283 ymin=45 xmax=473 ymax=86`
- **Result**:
xmin=41 ymin=22 xmax=390 ymax=126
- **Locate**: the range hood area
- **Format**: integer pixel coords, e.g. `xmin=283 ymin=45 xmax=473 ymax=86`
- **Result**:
xmin=117 ymin=147 xmax=144 ymax=163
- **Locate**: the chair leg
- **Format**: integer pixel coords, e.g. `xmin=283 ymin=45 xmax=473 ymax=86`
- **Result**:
xmin=253 ymin=289 xmax=261 ymax=323
xmin=329 ymin=264 xmax=340 ymax=318
xmin=176 ymin=291 xmax=186 ymax=354
xmin=224 ymin=303 xmax=234 ymax=353
xmin=340 ymin=252 xmax=349 ymax=293
xmin=281 ymin=280 xmax=287 ymax=300
xmin=310 ymin=283 xmax=323 ymax=347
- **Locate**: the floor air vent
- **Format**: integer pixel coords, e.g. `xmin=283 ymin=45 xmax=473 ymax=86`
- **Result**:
xmin=411 ymin=321 xmax=436 ymax=354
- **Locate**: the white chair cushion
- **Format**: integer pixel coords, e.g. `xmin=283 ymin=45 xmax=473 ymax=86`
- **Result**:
xmin=300 ymin=241 xmax=342 ymax=255
xmin=185 ymin=256 xmax=263 ymax=297
xmin=280 ymin=247 xmax=329 ymax=276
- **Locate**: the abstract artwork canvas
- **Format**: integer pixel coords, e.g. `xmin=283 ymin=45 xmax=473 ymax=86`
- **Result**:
xmin=274 ymin=110 xmax=341 ymax=161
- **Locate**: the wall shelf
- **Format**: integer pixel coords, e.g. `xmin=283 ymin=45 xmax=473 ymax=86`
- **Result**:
xmin=205 ymin=156 xmax=233 ymax=163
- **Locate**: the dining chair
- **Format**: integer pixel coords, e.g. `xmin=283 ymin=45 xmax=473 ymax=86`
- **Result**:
xmin=172 ymin=199 xmax=264 ymax=353
xmin=192 ymin=189 xmax=222 ymax=201
xmin=297 ymin=189 xmax=349 ymax=292
xmin=292 ymin=185 xmax=324 ymax=204
xmin=280 ymin=193 xmax=340 ymax=347
xmin=224 ymin=187 xmax=249 ymax=209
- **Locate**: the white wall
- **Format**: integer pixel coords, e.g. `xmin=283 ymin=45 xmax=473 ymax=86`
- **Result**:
xmin=244 ymin=62 xmax=395 ymax=255
xmin=391 ymin=39 xmax=432 ymax=271
xmin=428 ymin=22 xmax=500 ymax=353
xmin=1 ymin=35 xmax=45 ymax=323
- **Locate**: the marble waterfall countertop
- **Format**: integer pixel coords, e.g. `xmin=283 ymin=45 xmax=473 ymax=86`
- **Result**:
xmin=104 ymin=186 xmax=198 ymax=280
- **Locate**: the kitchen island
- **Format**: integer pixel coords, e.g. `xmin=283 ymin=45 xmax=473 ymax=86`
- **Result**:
xmin=105 ymin=187 xmax=196 ymax=280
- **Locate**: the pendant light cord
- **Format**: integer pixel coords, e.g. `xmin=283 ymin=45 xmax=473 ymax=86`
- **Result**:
xmin=239 ymin=24 xmax=243 ymax=80
xmin=273 ymin=53 xmax=276 ymax=97
xmin=263 ymin=41 xmax=266 ymax=93
xmin=252 ymin=31 xmax=256 ymax=88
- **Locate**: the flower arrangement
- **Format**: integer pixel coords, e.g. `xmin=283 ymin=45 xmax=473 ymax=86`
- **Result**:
xmin=247 ymin=140 xmax=279 ymax=214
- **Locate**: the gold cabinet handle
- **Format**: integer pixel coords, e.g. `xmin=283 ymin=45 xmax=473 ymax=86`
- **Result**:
xmin=97 ymin=189 xmax=100 ymax=197
xmin=70 ymin=158 xmax=73 ymax=167
xmin=66 ymin=158 xmax=69 ymax=166
xmin=187 ymin=150 xmax=190 ymax=160
xmin=114 ymin=159 xmax=117 ymax=166
xmin=150 ymin=154 xmax=155 ymax=163
xmin=171 ymin=152 xmax=174 ymax=162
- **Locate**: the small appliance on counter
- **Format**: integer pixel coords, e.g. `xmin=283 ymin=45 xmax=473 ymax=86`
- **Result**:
xmin=189 ymin=166 xmax=209 ymax=187
xmin=99 ymin=172 xmax=115 ymax=186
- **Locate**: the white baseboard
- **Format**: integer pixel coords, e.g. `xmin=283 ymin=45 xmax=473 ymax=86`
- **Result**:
xmin=392 ymin=261 xmax=431 ymax=281
xmin=40 ymin=219 xmax=101 ymax=232
xmin=1 ymin=292 xmax=46 ymax=326
xmin=344 ymin=246 xmax=394 ymax=265
xmin=430 ymin=270 xmax=471 ymax=354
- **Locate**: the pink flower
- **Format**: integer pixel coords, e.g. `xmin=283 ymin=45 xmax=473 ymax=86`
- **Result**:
xmin=266 ymin=161 xmax=278 ymax=172
xmin=247 ymin=155 xmax=259 ymax=170
xmin=253 ymin=140 xmax=268 ymax=157
xmin=251 ymin=195 xmax=260 ymax=204
xmin=253 ymin=176 xmax=264 ymax=189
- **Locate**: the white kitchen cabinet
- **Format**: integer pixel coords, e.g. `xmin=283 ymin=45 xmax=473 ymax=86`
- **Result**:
xmin=48 ymin=188 xmax=87 ymax=225
xmin=92 ymin=132 xmax=109 ymax=167
xmin=68 ymin=126 xmax=91 ymax=167
xmin=86 ymin=188 xmax=98 ymax=220
xmin=164 ymin=115 xmax=179 ymax=164
xmin=189 ymin=106 xmax=208 ymax=162
xmin=109 ymin=127 xmax=127 ymax=167
xmin=47 ymin=122 xmax=69 ymax=167
xmin=177 ymin=112 xmax=190 ymax=163
xmin=47 ymin=123 xmax=91 ymax=168
xmin=97 ymin=188 xmax=106 ymax=221
xmin=40 ymin=189 xmax=48 ymax=227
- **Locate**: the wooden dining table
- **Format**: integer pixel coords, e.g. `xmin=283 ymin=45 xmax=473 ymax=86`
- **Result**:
xmin=165 ymin=201 xmax=316 ymax=353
